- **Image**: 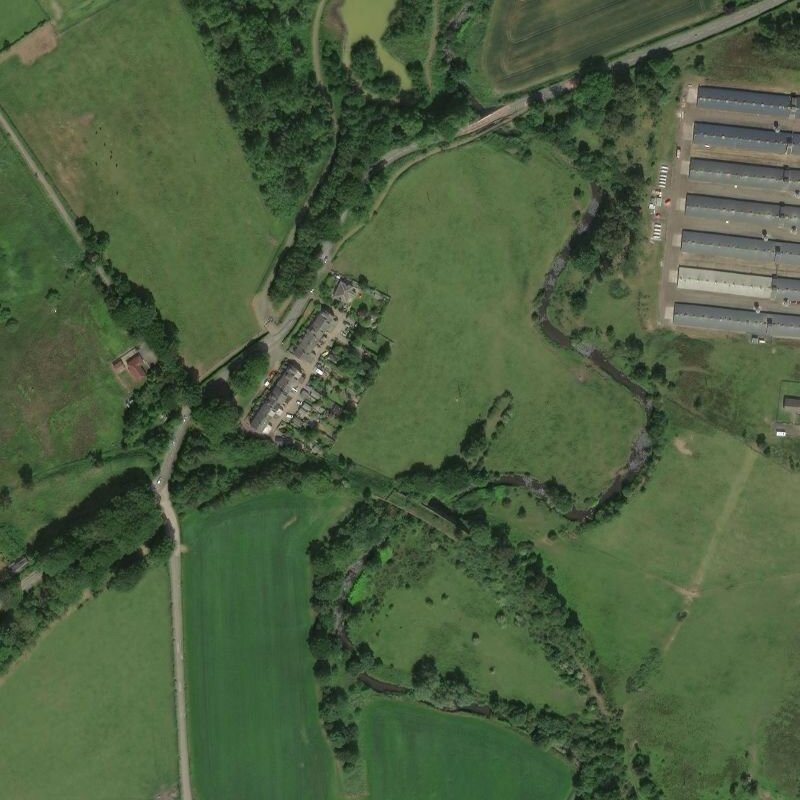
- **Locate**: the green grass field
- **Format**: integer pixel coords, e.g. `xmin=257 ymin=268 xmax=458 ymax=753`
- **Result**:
xmin=0 ymin=0 xmax=46 ymax=48
xmin=0 ymin=0 xmax=287 ymax=372
xmin=335 ymin=143 xmax=643 ymax=501
xmin=481 ymin=0 xmax=716 ymax=92
xmin=182 ymin=489 xmax=352 ymax=800
xmin=544 ymin=408 xmax=800 ymax=798
xmin=0 ymin=567 xmax=177 ymax=799
xmin=361 ymin=699 xmax=573 ymax=800
xmin=351 ymin=556 xmax=584 ymax=714
xmin=0 ymin=133 xmax=125 ymax=489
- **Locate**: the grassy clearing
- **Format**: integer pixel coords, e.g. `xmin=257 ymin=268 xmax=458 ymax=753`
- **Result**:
xmin=340 ymin=0 xmax=410 ymax=86
xmin=0 ymin=0 xmax=287 ymax=371
xmin=182 ymin=488 xmax=352 ymax=800
xmin=335 ymin=143 xmax=643 ymax=501
xmin=0 ymin=133 xmax=124 ymax=487
xmin=361 ymin=699 xmax=573 ymax=800
xmin=0 ymin=452 xmax=151 ymax=560
xmin=351 ymin=556 xmax=585 ymax=714
xmin=545 ymin=407 xmax=800 ymax=798
xmin=0 ymin=0 xmax=46 ymax=47
xmin=482 ymin=0 xmax=716 ymax=92
xmin=0 ymin=567 xmax=177 ymax=799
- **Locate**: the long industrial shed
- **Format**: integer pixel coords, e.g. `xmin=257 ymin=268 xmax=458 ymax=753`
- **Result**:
xmin=685 ymin=194 xmax=800 ymax=226
xmin=673 ymin=302 xmax=800 ymax=339
xmin=689 ymin=158 xmax=800 ymax=192
xmin=693 ymin=122 xmax=796 ymax=154
xmin=697 ymin=85 xmax=797 ymax=118
xmin=681 ymin=229 xmax=800 ymax=266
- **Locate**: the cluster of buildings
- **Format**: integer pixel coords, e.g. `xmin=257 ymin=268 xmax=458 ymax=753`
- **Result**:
xmin=248 ymin=275 xmax=388 ymax=448
xmin=664 ymin=83 xmax=800 ymax=341
xmin=110 ymin=346 xmax=151 ymax=386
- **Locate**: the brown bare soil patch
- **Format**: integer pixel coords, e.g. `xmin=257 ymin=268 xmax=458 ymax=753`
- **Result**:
xmin=0 ymin=23 xmax=58 ymax=66
xmin=673 ymin=437 xmax=693 ymax=456
xmin=325 ymin=0 xmax=346 ymax=38
xmin=153 ymin=787 xmax=178 ymax=800
xmin=50 ymin=1 xmax=64 ymax=22
xmin=282 ymin=514 xmax=298 ymax=529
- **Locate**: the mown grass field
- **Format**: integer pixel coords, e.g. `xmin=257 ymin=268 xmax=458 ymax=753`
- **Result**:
xmin=335 ymin=143 xmax=643 ymax=501
xmin=0 ymin=0 xmax=287 ymax=372
xmin=351 ymin=556 xmax=584 ymax=714
xmin=0 ymin=0 xmax=45 ymax=48
xmin=182 ymin=489 xmax=352 ymax=800
xmin=482 ymin=0 xmax=716 ymax=92
xmin=361 ymin=699 xmax=573 ymax=800
xmin=0 ymin=134 xmax=124 ymax=488
xmin=544 ymin=408 xmax=800 ymax=799
xmin=0 ymin=567 xmax=177 ymax=799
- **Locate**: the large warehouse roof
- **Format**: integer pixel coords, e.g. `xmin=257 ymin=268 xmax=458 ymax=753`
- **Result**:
xmin=685 ymin=193 xmax=800 ymax=225
xmin=673 ymin=303 xmax=800 ymax=339
xmin=689 ymin=158 xmax=800 ymax=191
xmin=697 ymin=85 xmax=796 ymax=117
xmin=681 ymin=229 xmax=800 ymax=265
xmin=693 ymin=122 xmax=795 ymax=153
xmin=677 ymin=266 xmax=773 ymax=298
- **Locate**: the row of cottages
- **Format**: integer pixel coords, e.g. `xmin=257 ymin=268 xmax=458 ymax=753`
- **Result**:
xmin=249 ymin=360 xmax=304 ymax=435
xmin=292 ymin=307 xmax=337 ymax=363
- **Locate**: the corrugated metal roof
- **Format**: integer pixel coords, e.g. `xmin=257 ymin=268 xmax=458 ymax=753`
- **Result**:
xmin=673 ymin=303 xmax=800 ymax=338
xmin=681 ymin=230 xmax=800 ymax=259
xmin=677 ymin=266 xmax=773 ymax=297
xmin=689 ymin=158 xmax=800 ymax=185
xmin=685 ymin=194 xmax=800 ymax=224
xmin=694 ymin=121 xmax=794 ymax=148
xmin=698 ymin=85 xmax=794 ymax=115
xmin=773 ymin=275 xmax=800 ymax=295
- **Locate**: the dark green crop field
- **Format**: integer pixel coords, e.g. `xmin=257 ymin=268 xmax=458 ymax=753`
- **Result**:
xmin=361 ymin=699 xmax=573 ymax=800
xmin=182 ymin=489 xmax=351 ymax=800
xmin=482 ymin=0 xmax=716 ymax=92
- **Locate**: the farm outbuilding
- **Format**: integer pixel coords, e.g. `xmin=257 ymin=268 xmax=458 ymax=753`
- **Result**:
xmin=689 ymin=158 xmax=800 ymax=191
xmin=676 ymin=266 xmax=773 ymax=298
xmin=693 ymin=122 xmax=795 ymax=154
xmin=782 ymin=395 xmax=800 ymax=410
xmin=681 ymin=230 xmax=800 ymax=267
xmin=697 ymin=85 xmax=796 ymax=117
xmin=685 ymin=194 xmax=800 ymax=227
xmin=673 ymin=303 xmax=800 ymax=339
xmin=772 ymin=275 xmax=800 ymax=301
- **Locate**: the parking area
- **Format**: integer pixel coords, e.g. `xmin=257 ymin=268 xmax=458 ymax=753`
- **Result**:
xmin=658 ymin=82 xmax=800 ymax=341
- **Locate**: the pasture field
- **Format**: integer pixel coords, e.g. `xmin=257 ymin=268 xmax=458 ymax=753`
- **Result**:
xmin=0 ymin=133 xmax=124 ymax=488
xmin=351 ymin=556 xmax=584 ymax=714
xmin=544 ymin=408 xmax=800 ymax=798
xmin=0 ymin=453 xmax=150 ymax=561
xmin=0 ymin=567 xmax=177 ymax=799
xmin=0 ymin=0 xmax=45 ymax=48
xmin=0 ymin=0 xmax=287 ymax=371
xmin=334 ymin=143 xmax=644 ymax=501
xmin=182 ymin=488 xmax=352 ymax=800
xmin=482 ymin=0 xmax=716 ymax=92
xmin=361 ymin=699 xmax=573 ymax=800
xmin=339 ymin=0 xmax=410 ymax=86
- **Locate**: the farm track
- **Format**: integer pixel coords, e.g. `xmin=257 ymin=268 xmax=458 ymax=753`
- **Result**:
xmin=156 ymin=409 xmax=194 ymax=800
xmin=0 ymin=103 xmax=80 ymax=245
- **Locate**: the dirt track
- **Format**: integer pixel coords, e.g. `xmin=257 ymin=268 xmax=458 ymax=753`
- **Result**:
xmin=155 ymin=410 xmax=193 ymax=800
xmin=0 ymin=104 xmax=80 ymax=245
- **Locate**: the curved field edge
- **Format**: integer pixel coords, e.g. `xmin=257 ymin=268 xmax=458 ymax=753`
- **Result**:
xmin=481 ymin=0 xmax=714 ymax=92
xmin=0 ymin=567 xmax=177 ymax=799
xmin=333 ymin=142 xmax=644 ymax=500
xmin=181 ymin=489 xmax=352 ymax=800
xmin=361 ymin=698 xmax=573 ymax=800
xmin=543 ymin=408 xmax=800 ymax=798
xmin=0 ymin=0 xmax=287 ymax=372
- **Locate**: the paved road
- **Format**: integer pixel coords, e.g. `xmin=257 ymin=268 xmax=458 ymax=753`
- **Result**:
xmin=0 ymin=105 xmax=81 ymax=245
xmin=155 ymin=409 xmax=193 ymax=800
